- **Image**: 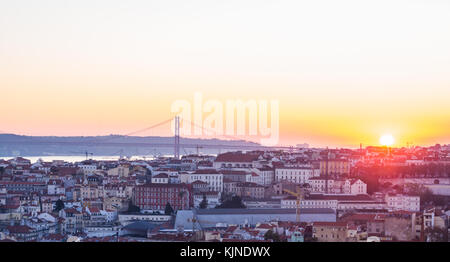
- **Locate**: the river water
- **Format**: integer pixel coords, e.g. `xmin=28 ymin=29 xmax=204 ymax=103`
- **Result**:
xmin=0 ymin=155 xmax=161 ymax=163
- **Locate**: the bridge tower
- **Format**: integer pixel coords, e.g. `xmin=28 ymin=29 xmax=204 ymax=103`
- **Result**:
xmin=174 ymin=116 xmax=180 ymax=159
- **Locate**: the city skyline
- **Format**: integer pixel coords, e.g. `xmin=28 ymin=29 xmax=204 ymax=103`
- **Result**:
xmin=1 ymin=0 xmax=449 ymax=247
xmin=1 ymin=0 xmax=450 ymax=148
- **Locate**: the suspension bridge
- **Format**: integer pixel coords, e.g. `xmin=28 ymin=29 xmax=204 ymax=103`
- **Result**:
xmin=0 ymin=116 xmax=294 ymax=158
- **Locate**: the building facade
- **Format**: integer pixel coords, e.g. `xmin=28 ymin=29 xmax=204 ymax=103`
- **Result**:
xmin=133 ymin=184 xmax=191 ymax=211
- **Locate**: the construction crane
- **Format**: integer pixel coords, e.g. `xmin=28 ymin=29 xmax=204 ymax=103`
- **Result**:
xmin=283 ymin=186 xmax=307 ymax=223
xmin=70 ymin=151 xmax=93 ymax=160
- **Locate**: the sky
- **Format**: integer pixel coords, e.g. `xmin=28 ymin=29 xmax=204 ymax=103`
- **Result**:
xmin=1 ymin=0 xmax=450 ymax=148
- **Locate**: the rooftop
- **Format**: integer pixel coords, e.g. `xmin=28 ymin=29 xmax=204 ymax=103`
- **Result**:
xmin=195 ymin=208 xmax=335 ymax=215
xmin=215 ymin=152 xmax=261 ymax=163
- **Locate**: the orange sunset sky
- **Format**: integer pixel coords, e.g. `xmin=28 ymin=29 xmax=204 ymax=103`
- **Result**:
xmin=1 ymin=0 xmax=450 ymax=148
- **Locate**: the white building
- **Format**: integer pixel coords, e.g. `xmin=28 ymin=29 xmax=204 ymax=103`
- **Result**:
xmin=193 ymin=192 xmax=221 ymax=209
xmin=275 ymin=167 xmax=318 ymax=184
xmin=47 ymin=180 xmax=65 ymax=195
xmin=249 ymin=173 xmax=262 ymax=185
xmin=281 ymin=196 xmax=338 ymax=210
xmin=385 ymin=194 xmax=420 ymax=212
xmin=151 ymin=173 xmax=169 ymax=184
xmin=309 ymin=178 xmax=367 ymax=195
xmin=182 ymin=169 xmax=223 ymax=192
xmin=118 ymin=213 xmax=172 ymax=225
xmin=152 ymin=168 xmax=179 ymax=177
xmin=100 ymin=210 xmax=118 ymax=222
xmin=251 ymin=167 xmax=275 ymax=186
xmin=282 ymin=194 xmax=386 ymax=211
xmin=78 ymin=164 xmax=97 ymax=175
xmin=338 ymin=201 xmax=387 ymax=211
xmin=350 ymin=179 xmax=367 ymax=195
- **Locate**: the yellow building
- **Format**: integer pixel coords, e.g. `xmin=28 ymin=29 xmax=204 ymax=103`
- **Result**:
xmin=107 ymin=165 xmax=130 ymax=178
xmin=104 ymin=196 xmax=128 ymax=211
xmin=320 ymin=160 xmax=350 ymax=176
xmin=80 ymin=185 xmax=103 ymax=199
xmin=313 ymin=222 xmax=349 ymax=242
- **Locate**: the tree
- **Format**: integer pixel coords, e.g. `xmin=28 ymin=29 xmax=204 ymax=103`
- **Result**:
xmin=54 ymin=199 xmax=65 ymax=212
xmin=199 ymin=194 xmax=208 ymax=209
xmin=164 ymin=202 xmax=174 ymax=215
xmin=305 ymin=237 xmax=318 ymax=242
xmin=219 ymin=193 xmax=231 ymax=203
xmin=425 ymin=227 xmax=448 ymax=242
xmin=264 ymin=230 xmax=281 ymax=242
xmin=127 ymin=200 xmax=140 ymax=213
xmin=382 ymin=182 xmax=392 ymax=188
xmin=392 ymin=184 xmax=403 ymax=194
xmin=216 ymin=195 xmax=246 ymax=209
xmin=420 ymin=188 xmax=434 ymax=206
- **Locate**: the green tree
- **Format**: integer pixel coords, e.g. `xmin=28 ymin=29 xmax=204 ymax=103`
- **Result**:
xmin=425 ymin=227 xmax=448 ymax=242
xmin=199 ymin=194 xmax=208 ymax=209
xmin=216 ymin=195 xmax=246 ymax=209
xmin=393 ymin=184 xmax=403 ymax=193
xmin=264 ymin=230 xmax=281 ymax=242
xmin=382 ymin=182 xmax=392 ymax=188
xmin=164 ymin=202 xmax=174 ymax=215
xmin=421 ymin=188 xmax=434 ymax=206
xmin=54 ymin=199 xmax=65 ymax=212
xmin=127 ymin=200 xmax=140 ymax=213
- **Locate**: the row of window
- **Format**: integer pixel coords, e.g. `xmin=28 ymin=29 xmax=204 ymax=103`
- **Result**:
xmin=137 ymin=187 xmax=182 ymax=192
xmin=190 ymin=175 xmax=222 ymax=181
xmin=139 ymin=198 xmax=183 ymax=204
xmin=276 ymin=170 xmax=312 ymax=175
xmin=220 ymin=163 xmax=253 ymax=168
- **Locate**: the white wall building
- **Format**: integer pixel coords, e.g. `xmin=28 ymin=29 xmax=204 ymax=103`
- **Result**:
xmin=282 ymin=194 xmax=386 ymax=211
xmin=281 ymin=197 xmax=338 ymax=210
xmin=184 ymin=169 xmax=223 ymax=192
xmin=252 ymin=168 xmax=275 ymax=186
xmin=385 ymin=194 xmax=420 ymax=212
xmin=193 ymin=192 xmax=221 ymax=209
xmin=79 ymin=164 xmax=97 ymax=175
xmin=151 ymin=173 xmax=169 ymax=184
xmin=275 ymin=167 xmax=318 ymax=184
xmin=350 ymin=179 xmax=367 ymax=195
xmin=309 ymin=178 xmax=367 ymax=195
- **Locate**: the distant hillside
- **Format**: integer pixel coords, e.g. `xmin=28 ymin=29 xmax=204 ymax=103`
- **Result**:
xmin=0 ymin=134 xmax=263 ymax=157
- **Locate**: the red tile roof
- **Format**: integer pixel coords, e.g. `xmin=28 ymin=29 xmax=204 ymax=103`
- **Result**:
xmin=152 ymin=173 xmax=169 ymax=178
xmin=215 ymin=152 xmax=260 ymax=163
xmin=313 ymin=222 xmax=348 ymax=227
xmin=6 ymin=225 xmax=33 ymax=234
xmin=222 ymin=239 xmax=270 ymax=242
xmin=43 ymin=233 xmax=65 ymax=241
xmin=192 ymin=169 xmax=220 ymax=174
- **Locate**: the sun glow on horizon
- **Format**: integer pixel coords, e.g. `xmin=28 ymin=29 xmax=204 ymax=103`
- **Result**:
xmin=1 ymin=1 xmax=450 ymax=147
xmin=380 ymin=134 xmax=395 ymax=147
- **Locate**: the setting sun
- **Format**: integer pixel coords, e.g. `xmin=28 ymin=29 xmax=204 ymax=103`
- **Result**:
xmin=380 ymin=134 xmax=395 ymax=147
